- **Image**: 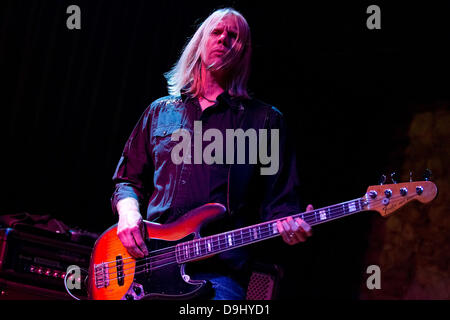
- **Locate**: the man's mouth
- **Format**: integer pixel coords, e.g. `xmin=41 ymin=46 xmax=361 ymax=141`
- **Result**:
xmin=213 ymin=49 xmax=227 ymax=55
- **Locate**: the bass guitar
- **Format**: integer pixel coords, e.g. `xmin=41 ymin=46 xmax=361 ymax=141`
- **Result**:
xmin=88 ymin=180 xmax=437 ymax=300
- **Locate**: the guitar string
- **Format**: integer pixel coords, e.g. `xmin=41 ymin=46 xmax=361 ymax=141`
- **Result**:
xmin=98 ymin=184 xmax=426 ymax=270
xmin=98 ymin=197 xmax=366 ymax=270
xmin=97 ymin=200 xmax=397 ymax=285
xmin=96 ymin=194 xmax=408 ymax=284
xmin=96 ymin=193 xmax=406 ymax=281
xmin=96 ymin=192 xmax=404 ymax=282
xmin=101 ymin=198 xmax=372 ymax=283
xmin=101 ymin=193 xmax=393 ymax=272
xmin=97 ymin=197 xmax=365 ymax=273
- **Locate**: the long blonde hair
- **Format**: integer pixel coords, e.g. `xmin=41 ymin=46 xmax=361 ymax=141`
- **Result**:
xmin=164 ymin=8 xmax=252 ymax=99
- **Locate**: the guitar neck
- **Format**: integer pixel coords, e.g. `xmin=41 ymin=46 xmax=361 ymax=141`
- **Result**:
xmin=176 ymin=197 xmax=366 ymax=263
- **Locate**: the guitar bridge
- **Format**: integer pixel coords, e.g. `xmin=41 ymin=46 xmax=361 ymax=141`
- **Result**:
xmin=94 ymin=262 xmax=110 ymax=289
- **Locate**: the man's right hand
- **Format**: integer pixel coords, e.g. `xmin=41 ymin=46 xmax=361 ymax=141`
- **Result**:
xmin=117 ymin=210 xmax=149 ymax=258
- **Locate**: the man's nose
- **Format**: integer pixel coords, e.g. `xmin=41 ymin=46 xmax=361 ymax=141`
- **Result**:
xmin=218 ymin=32 xmax=228 ymax=45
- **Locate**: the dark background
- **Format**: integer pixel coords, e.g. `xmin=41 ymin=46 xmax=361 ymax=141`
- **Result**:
xmin=2 ymin=0 xmax=449 ymax=299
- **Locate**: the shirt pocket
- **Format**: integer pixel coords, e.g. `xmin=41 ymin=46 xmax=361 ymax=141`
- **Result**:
xmin=152 ymin=124 xmax=186 ymax=163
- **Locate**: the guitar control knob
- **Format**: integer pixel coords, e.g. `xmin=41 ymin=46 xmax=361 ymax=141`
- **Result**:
xmin=400 ymin=188 xmax=408 ymax=196
xmin=416 ymin=186 xmax=424 ymax=195
xmin=369 ymin=191 xmax=377 ymax=199
xmin=125 ymin=294 xmax=134 ymax=300
xmin=133 ymin=286 xmax=142 ymax=295
xmin=384 ymin=189 xmax=392 ymax=198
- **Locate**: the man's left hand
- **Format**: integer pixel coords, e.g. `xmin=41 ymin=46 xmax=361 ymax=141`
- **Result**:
xmin=277 ymin=204 xmax=313 ymax=245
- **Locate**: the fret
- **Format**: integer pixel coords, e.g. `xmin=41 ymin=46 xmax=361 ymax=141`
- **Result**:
xmin=272 ymin=222 xmax=278 ymax=235
xmin=241 ymin=229 xmax=246 ymax=244
xmin=257 ymin=225 xmax=265 ymax=239
xmin=180 ymin=245 xmax=185 ymax=261
xmin=200 ymin=239 xmax=207 ymax=255
xmin=220 ymin=234 xmax=226 ymax=249
xmin=215 ymin=235 xmax=221 ymax=251
xmin=206 ymin=238 xmax=212 ymax=253
xmin=195 ymin=241 xmax=200 ymax=256
xmin=302 ymin=212 xmax=311 ymax=224
xmin=202 ymin=238 xmax=208 ymax=255
xmin=227 ymin=233 xmax=233 ymax=247
xmin=233 ymin=230 xmax=241 ymax=246
xmin=318 ymin=209 xmax=327 ymax=221
xmin=212 ymin=235 xmax=220 ymax=251
xmin=348 ymin=201 xmax=357 ymax=213
xmin=189 ymin=242 xmax=195 ymax=257
xmin=214 ymin=235 xmax=221 ymax=251
xmin=175 ymin=245 xmax=181 ymax=262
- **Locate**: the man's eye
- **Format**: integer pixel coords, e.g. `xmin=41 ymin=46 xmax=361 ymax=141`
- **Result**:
xmin=229 ymin=32 xmax=237 ymax=39
xmin=212 ymin=29 xmax=221 ymax=35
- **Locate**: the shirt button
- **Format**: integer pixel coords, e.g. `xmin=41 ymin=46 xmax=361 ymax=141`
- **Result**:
xmin=163 ymin=130 xmax=167 ymax=135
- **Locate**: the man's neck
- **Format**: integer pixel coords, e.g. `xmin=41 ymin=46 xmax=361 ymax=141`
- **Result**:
xmin=199 ymin=65 xmax=227 ymax=111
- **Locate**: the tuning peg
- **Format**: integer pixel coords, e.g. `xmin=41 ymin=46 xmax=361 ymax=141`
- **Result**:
xmin=424 ymin=168 xmax=432 ymax=181
xmin=379 ymin=174 xmax=386 ymax=185
xmin=390 ymin=172 xmax=398 ymax=184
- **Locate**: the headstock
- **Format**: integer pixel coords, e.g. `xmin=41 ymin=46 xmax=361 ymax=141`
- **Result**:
xmin=364 ymin=180 xmax=438 ymax=217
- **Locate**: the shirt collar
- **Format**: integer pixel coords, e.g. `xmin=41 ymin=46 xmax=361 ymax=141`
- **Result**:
xmin=181 ymin=89 xmax=244 ymax=111
xmin=217 ymin=91 xmax=244 ymax=111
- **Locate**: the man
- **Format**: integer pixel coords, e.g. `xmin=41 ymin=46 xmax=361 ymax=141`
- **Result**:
xmin=111 ymin=8 xmax=313 ymax=300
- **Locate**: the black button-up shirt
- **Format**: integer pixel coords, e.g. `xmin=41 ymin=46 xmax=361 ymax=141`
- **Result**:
xmin=111 ymin=91 xmax=302 ymax=277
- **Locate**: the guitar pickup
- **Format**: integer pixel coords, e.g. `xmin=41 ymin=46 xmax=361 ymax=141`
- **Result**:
xmin=116 ymin=255 xmax=124 ymax=286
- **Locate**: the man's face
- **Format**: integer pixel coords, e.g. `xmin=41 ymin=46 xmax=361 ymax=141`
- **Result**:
xmin=202 ymin=15 xmax=240 ymax=70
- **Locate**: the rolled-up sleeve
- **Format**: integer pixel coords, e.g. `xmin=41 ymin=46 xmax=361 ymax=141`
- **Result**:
xmin=111 ymin=106 xmax=154 ymax=215
xmin=259 ymin=107 xmax=303 ymax=221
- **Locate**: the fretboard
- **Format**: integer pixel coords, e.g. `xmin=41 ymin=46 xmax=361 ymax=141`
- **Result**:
xmin=175 ymin=198 xmax=365 ymax=263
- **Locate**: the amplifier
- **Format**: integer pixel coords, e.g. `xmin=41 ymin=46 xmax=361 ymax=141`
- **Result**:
xmin=0 ymin=278 xmax=74 ymax=300
xmin=0 ymin=228 xmax=92 ymax=298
